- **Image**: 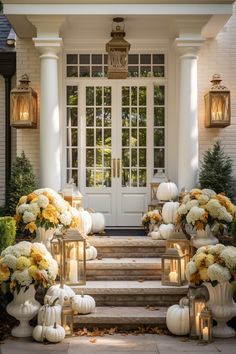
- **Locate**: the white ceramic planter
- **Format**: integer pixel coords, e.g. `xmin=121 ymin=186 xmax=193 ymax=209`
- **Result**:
xmin=192 ymin=225 xmax=218 ymax=248
xmin=33 ymin=227 xmax=54 ymax=251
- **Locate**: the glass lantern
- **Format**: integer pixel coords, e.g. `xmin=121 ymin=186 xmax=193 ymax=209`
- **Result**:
xmin=61 ymin=179 xmax=83 ymax=209
xmin=161 ymin=248 xmax=186 ymax=286
xmin=205 ymin=74 xmax=230 ymax=128
xmin=10 ymin=74 xmax=38 ymax=128
xmin=199 ymin=307 xmax=213 ymax=343
xmin=188 ymin=285 xmax=208 ymax=338
xmin=51 ymin=228 xmax=86 ymax=286
xmin=166 ymin=227 xmax=190 ymax=265
xmin=148 ymin=169 xmax=168 ymax=211
xmin=106 ymin=17 xmax=131 ymax=79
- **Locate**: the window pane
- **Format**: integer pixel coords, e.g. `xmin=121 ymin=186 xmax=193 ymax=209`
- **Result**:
xmin=67 ymin=107 xmax=77 ymax=126
xmin=86 ymin=129 xmax=94 ymax=146
xmin=140 ymin=66 xmax=151 ymax=77
xmin=154 ymin=107 xmax=165 ymax=126
xmin=69 ymin=128 xmax=78 ymax=146
xmin=86 ymin=108 xmax=94 ymax=127
xmin=153 ymin=66 xmax=165 ymax=77
xmin=104 ymin=108 xmax=111 ymax=127
xmin=128 ymin=66 xmax=139 ymax=77
xmin=153 ymin=54 xmax=164 ymax=64
xmin=139 ymin=87 xmax=146 ymax=106
xmin=128 ymin=54 xmax=139 ymax=64
xmin=154 ymin=128 xmax=165 ymax=146
xmin=80 ymin=54 xmax=90 ymax=64
xmin=154 ymin=86 xmax=165 ymax=105
xmin=80 ymin=66 xmax=90 ymax=77
xmin=104 ymin=87 xmax=111 ymax=106
xmin=92 ymin=54 xmax=102 ymax=64
xmin=122 ymin=87 xmax=130 ymax=106
xmin=86 ymin=87 xmax=94 ymax=106
xmin=96 ymin=87 xmax=102 ymax=106
xmin=86 ymin=149 xmax=94 ymax=167
xmin=67 ymin=54 xmax=78 ymax=64
xmin=86 ymin=169 xmax=94 ymax=187
xmin=154 ymin=148 xmax=165 ymax=168
xmin=92 ymin=66 xmax=103 ymax=77
xmin=67 ymin=169 xmax=78 ymax=185
xmin=67 ymin=66 xmax=78 ymax=77
xmin=67 ymin=86 xmax=78 ymax=105
xmin=140 ymin=54 xmax=151 ymax=64
xmin=96 ymin=108 xmax=102 ymax=126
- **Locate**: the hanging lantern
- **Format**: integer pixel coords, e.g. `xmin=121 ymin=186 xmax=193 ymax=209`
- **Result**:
xmin=166 ymin=227 xmax=190 ymax=265
xmin=10 ymin=74 xmax=38 ymax=128
xmin=61 ymin=179 xmax=83 ymax=210
xmin=199 ymin=307 xmax=213 ymax=343
xmin=205 ymin=74 xmax=230 ymax=128
xmin=161 ymin=248 xmax=186 ymax=286
xmin=51 ymin=228 xmax=86 ymax=286
xmin=188 ymin=285 xmax=208 ymax=338
xmin=106 ymin=17 xmax=131 ymax=79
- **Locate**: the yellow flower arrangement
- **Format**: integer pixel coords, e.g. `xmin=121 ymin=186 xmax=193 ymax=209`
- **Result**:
xmin=16 ymin=256 xmax=31 ymax=271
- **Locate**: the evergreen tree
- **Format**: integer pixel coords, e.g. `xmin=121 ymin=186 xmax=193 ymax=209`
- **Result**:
xmin=199 ymin=140 xmax=235 ymax=199
xmin=6 ymin=151 xmax=37 ymax=215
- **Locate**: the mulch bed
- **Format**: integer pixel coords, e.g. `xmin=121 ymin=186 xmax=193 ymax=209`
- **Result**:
xmin=0 ymin=311 xmax=17 ymax=341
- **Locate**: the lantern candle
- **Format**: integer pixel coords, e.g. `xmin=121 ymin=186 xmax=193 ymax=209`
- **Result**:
xmin=169 ymin=271 xmax=178 ymax=282
xmin=69 ymin=260 xmax=78 ymax=283
xmin=196 ymin=312 xmax=200 ymax=335
xmin=202 ymin=326 xmax=208 ymax=341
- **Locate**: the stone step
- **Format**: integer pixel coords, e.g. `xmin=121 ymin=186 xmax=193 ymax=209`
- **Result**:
xmin=86 ymin=258 xmax=161 ymax=280
xmin=72 ymin=281 xmax=187 ymax=307
xmin=73 ymin=306 xmax=167 ymax=328
xmin=87 ymin=236 xmax=166 ymax=258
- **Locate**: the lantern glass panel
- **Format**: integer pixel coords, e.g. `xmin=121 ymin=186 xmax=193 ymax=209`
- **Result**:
xmin=51 ymin=237 xmax=61 ymax=265
xmin=210 ymin=92 xmax=230 ymax=123
xmin=63 ymin=240 xmax=85 ymax=285
xmin=188 ymin=286 xmax=208 ymax=338
xmin=199 ymin=308 xmax=213 ymax=343
xmin=161 ymin=249 xmax=184 ymax=286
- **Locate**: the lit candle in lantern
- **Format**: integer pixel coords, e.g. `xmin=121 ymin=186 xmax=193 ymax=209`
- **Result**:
xmin=169 ymin=271 xmax=178 ymax=282
xmin=20 ymin=111 xmax=29 ymax=120
xmin=196 ymin=312 xmax=200 ymax=335
xmin=202 ymin=326 xmax=209 ymax=341
xmin=69 ymin=259 xmax=78 ymax=283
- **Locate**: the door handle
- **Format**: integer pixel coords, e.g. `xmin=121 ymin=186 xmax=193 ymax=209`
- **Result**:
xmin=117 ymin=158 xmax=121 ymax=178
xmin=112 ymin=158 xmax=116 ymax=178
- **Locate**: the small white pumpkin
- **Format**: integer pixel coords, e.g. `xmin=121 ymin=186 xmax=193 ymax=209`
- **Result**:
xmin=46 ymin=284 xmax=75 ymax=306
xmin=72 ymin=293 xmax=96 ymax=314
xmin=90 ymin=212 xmax=106 ymax=234
xmin=166 ymin=297 xmax=189 ymax=335
xmin=77 ymin=208 xmax=92 ymax=235
xmin=159 ymin=223 xmax=175 ymax=239
xmin=150 ymin=230 xmax=162 ymax=240
xmin=38 ymin=297 xmax=62 ymax=326
xmin=162 ymin=201 xmax=180 ymax=224
xmin=32 ymin=324 xmax=47 ymax=342
xmin=156 ymin=182 xmax=178 ymax=201
xmin=45 ymin=322 xmax=65 ymax=343
xmin=86 ymin=245 xmax=98 ymax=260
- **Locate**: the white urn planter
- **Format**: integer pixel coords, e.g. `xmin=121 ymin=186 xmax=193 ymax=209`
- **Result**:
xmin=7 ymin=284 xmax=41 ymax=337
xmin=204 ymin=282 xmax=236 ymax=338
xmin=33 ymin=227 xmax=54 ymax=252
xmin=192 ymin=225 xmax=218 ymax=248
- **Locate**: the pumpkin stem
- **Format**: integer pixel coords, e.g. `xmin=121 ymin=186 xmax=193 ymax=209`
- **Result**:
xmin=81 ymin=290 xmax=84 ymax=298
xmin=51 ymin=297 xmax=59 ymax=307
xmin=53 ymin=322 xmax=57 ymax=329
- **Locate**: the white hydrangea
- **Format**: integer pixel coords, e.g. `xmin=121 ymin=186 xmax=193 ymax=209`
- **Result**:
xmin=70 ymin=207 xmax=79 ymax=219
xmin=47 ymin=258 xmax=58 ymax=279
xmin=17 ymin=203 xmax=30 ymax=214
xmin=28 ymin=202 xmax=40 ymax=216
xmin=217 ymin=207 xmax=233 ymax=223
xmin=31 ymin=242 xmax=49 ymax=256
xmin=205 ymin=199 xmax=222 ymax=218
xmin=53 ymin=199 xmax=67 ymax=213
xmin=196 ymin=246 xmax=209 ymax=255
xmin=185 ymin=261 xmax=197 ymax=281
xmin=207 ymin=244 xmax=226 ymax=255
xmin=182 ymin=194 xmax=191 ymax=204
xmin=23 ymin=211 xmax=36 ymax=224
xmin=177 ymin=204 xmax=188 ymax=215
xmin=1 ymin=245 xmax=15 ymax=257
xmin=207 ymin=263 xmax=231 ymax=283
xmin=14 ymin=241 xmax=32 ymax=257
xmin=186 ymin=206 xmax=206 ymax=225
xmin=202 ymin=189 xmax=216 ymax=198
xmin=185 ymin=199 xmax=199 ymax=211
xmin=59 ymin=211 xmax=72 ymax=226
xmin=1 ymin=254 xmax=17 ymax=270
xmin=220 ymin=246 xmax=236 ymax=271
xmin=12 ymin=269 xmax=32 ymax=287
xmin=37 ymin=194 xmax=49 ymax=209
xmin=197 ymin=194 xmax=209 ymax=205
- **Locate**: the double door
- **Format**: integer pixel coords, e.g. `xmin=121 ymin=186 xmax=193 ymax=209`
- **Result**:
xmin=80 ymin=80 xmax=153 ymax=226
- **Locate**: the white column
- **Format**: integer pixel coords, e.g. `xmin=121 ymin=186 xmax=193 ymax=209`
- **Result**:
xmin=33 ymin=38 xmax=62 ymax=191
xmin=176 ymin=39 xmax=204 ymax=191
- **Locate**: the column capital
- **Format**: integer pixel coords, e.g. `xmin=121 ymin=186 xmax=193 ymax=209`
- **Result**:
xmin=33 ymin=38 xmax=63 ymax=59
xmin=174 ymin=37 xmax=205 ymax=58
xmin=27 ymin=15 xmax=65 ymax=38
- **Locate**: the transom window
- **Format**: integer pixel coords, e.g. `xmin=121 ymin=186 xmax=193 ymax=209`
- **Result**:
xmin=66 ymin=53 xmax=165 ymax=78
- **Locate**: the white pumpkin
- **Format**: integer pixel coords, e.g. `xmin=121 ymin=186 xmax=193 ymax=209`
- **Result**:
xmin=72 ymin=293 xmax=96 ymax=314
xmin=159 ymin=223 xmax=175 ymax=239
xmin=156 ymin=182 xmax=178 ymax=201
xmin=150 ymin=230 xmax=162 ymax=240
xmin=38 ymin=297 xmax=62 ymax=326
xmin=166 ymin=297 xmax=189 ymax=335
xmin=162 ymin=202 xmax=180 ymax=224
xmin=32 ymin=324 xmax=47 ymax=342
xmin=46 ymin=284 xmax=75 ymax=306
xmin=77 ymin=208 xmax=92 ymax=235
xmin=90 ymin=212 xmax=105 ymax=234
xmin=45 ymin=323 xmax=65 ymax=343
xmin=86 ymin=245 xmax=98 ymax=260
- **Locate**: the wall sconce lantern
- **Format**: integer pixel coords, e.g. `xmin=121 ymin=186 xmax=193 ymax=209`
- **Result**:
xmin=106 ymin=17 xmax=131 ymax=79
xmin=161 ymin=248 xmax=186 ymax=286
xmin=10 ymin=74 xmax=38 ymax=128
xmin=61 ymin=179 xmax=83 ymax=210
xmin=51 ymin=229 xmax=86 ymax=287
xmin=205 ymin=74 xmax=230 ymax=128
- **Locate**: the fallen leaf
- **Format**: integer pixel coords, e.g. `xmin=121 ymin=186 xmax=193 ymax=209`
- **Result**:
xmin=132 ymin=260 xmax=136 ymax=262
xmin=108 ymin=327 xmax=117 ymax=335
xmin=97 ymin=256 xmax=103 ymax=260
xmin=180 ymin=337 xmax=190 ymax=342
xmin=138 ymin=278 xmax=145 ymax=283
xmin=90 ymin=338 xmax=97 ymax=344
xmin=128 ymin=237 xmax=133 ymax=240
xmin=146 ymin=306 xmax=160 ymax=311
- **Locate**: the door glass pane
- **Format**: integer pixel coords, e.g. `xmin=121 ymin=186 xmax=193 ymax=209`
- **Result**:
xmin=96 ymin=87 xmax=102 ymax=106
xmin=122 ymin=169 xmax=130 ymax=187
xmin=131 ymin=149 xmax=137 ymax=167
xmin=104 ymin=87 xmax=111 ymax=106
xmin=96 ymin=128 xmax=102 ymax=146
xmin=104 ymin=149 xmax=111 ymax=167
xmin=104 ymin=129 xmax=111 ymax=146
xmin=122 ymin=129 xmax=130 ymax=147
xmin=67 ymin=86 xmax=78 ymax=105
xmin=139 ymin=129 xmax=146 ymax=146
xmin=131 ymin=87 xmax=137 ymax=106
xmin=154 ymin=128 xmax=165 ymax=146
xmin=86 ymin=87 xmax=94 ymax=105
xmin=86 ymin=108 xmax=94 ymax=126
xmin=86 ymin=129 xmax=94 ymax=146
xmin=86 ymin=149 xmax=94 ymax=167
xmin=86 ymin=169 xmax=94 ymax=187
xmin=154 ymin=86 xmax=165 ymax=105
xmin=131 ymin=169 xmax=138 ymax=187
xmin=67 ymin=107 xmax=77 ymax=126
xmin=139 ymin=87 xmax=146 ymax=106
xmin=122 ymin=148 xmax=130 ymax=167
xmin=154 ymin=107 xmax=164 ymax=126
xmin=104 ymin=169 xmax=111 ymax=187
xmin=122 ymin=87 xmax=130 ymax=106
xmin=131 ymin=129 xmax=137 ymax=147
xmin=122 ymin=108 xmax=130 ymax=127
xmin=131 ymin=108 xmax=137 ymax=126
xmin=139 ymin=148 xmax=146 ymax=167
xmin=154 ymin=148 xmax=165 ymax=168
xmin=96 ymin=108 xmax=102 ymax=126
xmin=104 ymin=108 xmax=111 ymax=126
xmin=96 ymin=149 xmax=102 ymax=167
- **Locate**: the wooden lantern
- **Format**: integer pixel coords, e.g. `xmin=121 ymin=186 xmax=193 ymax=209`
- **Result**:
xmin=10 ymin=74 xmax=37 ymax=128
xmin=205 ymin=74 xmax=230 ymax=128
xmin=188 ymin=285 xmax=208 ymax=338
xmin=161 ymin=248 xmax=186 ymax=286
xmin=199 ymin=307 xmax=213 ymax=343
xmin=61 ymin=179 xmax=83 ymax=209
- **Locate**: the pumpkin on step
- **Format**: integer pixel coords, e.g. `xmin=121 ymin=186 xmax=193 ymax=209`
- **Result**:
xmin=162 ymin=201 xmax=180 ymax=224
xmin=72 ymin=293 xmax=96 ymax=314
xmin=38 ymin=297 xmax=62 ymax=326
xmin=86 ymin=245 xmax=98 ymax=260
xmin=159 ymin=223 xmax=174 ymax=239
xmin=166 ymin=297 xmax=189 ymax=335
xmin=46 ymin=284 xmax=75 ymax=306
xmin=88 ymin=210 xmax=106 ymax=234
xmin=45 ymin=322 xmax=65 ymax=343
xmin=156 ymin=182 xmax=178 ymax=201
xmin=77 ymin=208 xmax=92 ymax=235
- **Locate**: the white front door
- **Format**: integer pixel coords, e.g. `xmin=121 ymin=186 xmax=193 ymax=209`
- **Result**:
xmin=79 ymin=80 xmax=153 ymax=226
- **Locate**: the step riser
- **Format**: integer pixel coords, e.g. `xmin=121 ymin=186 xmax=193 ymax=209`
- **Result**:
xmin=86 ymin=269 xmax=161 ymax=278
xmin=87 ymin=275 xmax=161 ymax=280
xmin=96 ymin=247 xmax=166 ymax=258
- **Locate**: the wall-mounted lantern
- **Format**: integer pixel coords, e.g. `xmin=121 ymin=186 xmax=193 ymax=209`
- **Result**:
xmin=10 ymin=74 xmax=38 ymax=128
xmin=205 ymin=74 xmax=230 ymax=128
xmin=106 ymin=17 xmax=131 ymax=79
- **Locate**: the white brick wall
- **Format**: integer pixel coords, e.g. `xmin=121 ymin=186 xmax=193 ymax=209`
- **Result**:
xmin=15 ymin=39 xmax=40 ymax=184
xmin=0 ymin=76 xmax=5 ymax=205
xmin=198 ymin=2 xmax=236 ymax=177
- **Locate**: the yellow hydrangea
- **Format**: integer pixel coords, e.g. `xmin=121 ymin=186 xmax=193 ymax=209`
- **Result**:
xmin=31 ymin=250 xmax=43 ymax=264
xmin=25 ymin=221 xmax=37 ymax=233
xmin=38 ymin=259 xmax=49 ymax=270
xmin=0 ymin=265 xmax=10 ymax=281
xmin=199 ymin=268 xmax=209 ymax=281
xmin=42 ymin=204 xmax=59 ymax=224
xmin=205 ymin=254 xmax=215 ymax=267
xmin=194 ymin=253 xmax=207 ymax=269
xmin=16 ymin=256 xmax=31 ymax=270
xmin=28 ymin=265 xmax=38 ymax=278
xmin=18 ymin=195 xmax=27 ymax=205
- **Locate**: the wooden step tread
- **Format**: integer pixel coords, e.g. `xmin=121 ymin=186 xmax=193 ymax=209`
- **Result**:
xmin=86 ymin=258 xmax=161 ymax=270
xmin=88 ymin=235 xmax=166 ymax=247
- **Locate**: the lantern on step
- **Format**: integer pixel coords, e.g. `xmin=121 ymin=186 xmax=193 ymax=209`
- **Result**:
xmin=106 ymin=17 xmax=130 ymax=79
xmin=61 ymin=179 xmax=83 ymax=209
xmin=188 ymin=285 xmax=208 ymax=338
xmin=10 ymin=74 xmax=38 ymax=128
xmin=51 ymin=228 xmax=86 ymax=286
xmin=199 ymin=307 xmax=213 ymax=343
xmin=205 ymin=74 xmax=230 ymax=128
xmin=148 ymin=169 xmax=168 ymax=211
xmin=166 ymin=227 xmax=190 ymax=264
xmin=161 ymin=248 xmax=186 ymax=286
